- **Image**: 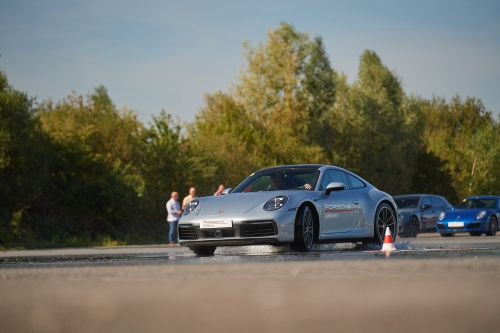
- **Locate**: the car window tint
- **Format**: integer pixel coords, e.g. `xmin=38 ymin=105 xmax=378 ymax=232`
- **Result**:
xmin=320 ymin=170 xmax=350 ymax=191
xmin=394 ymin=197 xmax=420 ymax=209
xmin=248 ymin=176 xmax=272 ymax=192
xmin=232 ymin=168 xmax=320 ymax=193
xmin=430 ymin=196 xmax=445 ymax=207
xmin=482 ymin=199 xmax=496 ymax=209
xmin=459 ymin=198 xmax=497 ymax=209
xmin=347 ymin=174 xmax=365 ymax=189
xmin=420 ymin=196 xmax=431 ymax=208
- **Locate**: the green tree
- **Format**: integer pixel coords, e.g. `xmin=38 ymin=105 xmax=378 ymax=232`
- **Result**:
xmin=141 ymin=110 xmax=190 ymax=211
xmin=188 ymin=22 xmax=325 ymax=185
xmin=30 ymin=88 xmax=148 ymax=244
xmin=303 ymin=36 xmax=337 ymax=152
xmin=422 ymin=96 xmax=500 ymax=201
xmin=0 ymin=71 xmax=49 ymax=246
xmin=326 ymin=51 xmax=423 ymax=194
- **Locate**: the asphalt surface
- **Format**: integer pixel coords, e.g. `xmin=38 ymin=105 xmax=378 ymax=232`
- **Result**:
xmin=1 ymin=233 xmax=500 ymax=333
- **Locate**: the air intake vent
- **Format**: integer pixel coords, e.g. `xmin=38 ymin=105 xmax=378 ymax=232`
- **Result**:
xmin=468 ymin=222 xmax=482 ymax=229
xmin=243 ymin=222 xmax=277 ymax=237
xmin=179 ymin=228 xmax=198 ymax=240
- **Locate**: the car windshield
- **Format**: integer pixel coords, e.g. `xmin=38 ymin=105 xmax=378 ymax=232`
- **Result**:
xmin=232 ymin=168 xmax=320 ymax=193
xmin=457 ymin=198 xmax=497 ymax=209
xmin=394 ymin=197 xmax=420 ymax=209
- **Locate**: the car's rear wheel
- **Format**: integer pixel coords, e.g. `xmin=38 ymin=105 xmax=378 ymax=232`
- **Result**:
xmin=290 ymin=206 xmax=314 ymax=252
xmin=469 ymin=232 xmax=482 ymax=236
xmin=440 ymin=233 xmax=455 ymax=237
xmin=408 ymin=216 xmax=419 ymax=238
xmin=373 ymin=203 xmax=397 ymax=245
xmin=486 ymin=216 xmax=498 ymax=236
xmin=189 ymin=246 xmax=217 ymax=256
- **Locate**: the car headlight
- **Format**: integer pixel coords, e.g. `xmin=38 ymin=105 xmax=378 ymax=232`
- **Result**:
xmin=438 ymin=212 xmax=445 ymax=220
xmin=183 ymin=199 xmax=200 ymax=215
xmin=477 ymin=211 xmax=486 ymax=220
xmin=398 ymin=211 xmax=408 ymax=219
xmin=264 ymin=195 xmax=288 ymax=211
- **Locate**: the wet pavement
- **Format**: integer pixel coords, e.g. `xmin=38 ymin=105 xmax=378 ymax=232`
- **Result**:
xmin=1 ymin=232 xmax=499 ymax=266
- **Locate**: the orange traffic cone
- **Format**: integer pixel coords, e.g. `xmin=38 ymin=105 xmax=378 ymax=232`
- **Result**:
xmin=381 ymin=227 xmax=396 ymax=252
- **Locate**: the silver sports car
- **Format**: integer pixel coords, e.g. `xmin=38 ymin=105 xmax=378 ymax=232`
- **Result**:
xmin=178 ymin=164 xmax=398 ymax=255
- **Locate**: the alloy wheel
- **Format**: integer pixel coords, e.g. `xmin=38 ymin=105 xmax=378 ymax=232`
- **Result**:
xmin=376 ymin=204 xmax=396 ymax=244
xmin=303 ymin=208 xmax=314 ymax=249
xmin=408 ymin=217 xmax=419 ymax=238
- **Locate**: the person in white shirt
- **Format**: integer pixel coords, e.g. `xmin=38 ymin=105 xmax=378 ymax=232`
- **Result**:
xmin=166 ymin=191 xmax=182 ymax=246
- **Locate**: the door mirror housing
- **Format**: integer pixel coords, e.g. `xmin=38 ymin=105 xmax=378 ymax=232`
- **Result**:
xmin=325 ymin=182 xmax=346 ymax=195
xmin=421 ymin=203 xmax=431 ymax=211
xmin=221 ymin=188 xmax=232 ymax=195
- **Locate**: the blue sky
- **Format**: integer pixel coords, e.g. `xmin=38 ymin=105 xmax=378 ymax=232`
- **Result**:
xmin=1 ymin=0 xmax=499 ymax=124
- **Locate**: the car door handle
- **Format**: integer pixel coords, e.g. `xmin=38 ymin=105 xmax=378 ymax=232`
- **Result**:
xmin=352 ymin=200 xmax=360 ymax=205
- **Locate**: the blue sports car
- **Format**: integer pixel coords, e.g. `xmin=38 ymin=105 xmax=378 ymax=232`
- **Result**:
xmin=436 ymin=196 xmax=499 ymax=237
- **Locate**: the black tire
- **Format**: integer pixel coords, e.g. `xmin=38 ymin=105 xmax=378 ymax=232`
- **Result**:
xmin=469 ymin=232 xmax=482 ymax=237
xmin=408 ymin=216 xmax=420 ymax=238
xmin=440 ymin=233 xmax=455 ymax=237
xmin=486 ymin=216 xmax=498 ymax=236
xmin=290 ymin=205 xmax=315 ymax=252
xmin=189 ymin=246 xmax=217 ymax=256
xmin=373 ymin=203 xmax=397 ymax=245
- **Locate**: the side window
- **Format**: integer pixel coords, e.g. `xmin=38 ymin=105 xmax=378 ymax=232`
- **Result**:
xmin=430 ymin=196 xmax=445 ymax=208
xmin=420 ymin=196 xmax=431 ymax=208
xmin=347 ymin=174 xmax=365 ymax=189
xmin=320 ymin=170 xmax=350 ymax=191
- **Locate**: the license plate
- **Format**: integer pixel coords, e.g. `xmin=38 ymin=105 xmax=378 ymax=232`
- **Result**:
xmin=448 ymin=222 xmax=464 ymax=228
xmin=200 ymin=219 xmax=233 ymax=229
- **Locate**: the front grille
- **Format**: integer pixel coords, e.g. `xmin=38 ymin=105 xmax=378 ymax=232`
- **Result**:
xmin=468 ymin=222 xmax=482 ymax=229
xmin=179 ymin=228 xmax=198 ymax=240
xmin=242 ymin=222 xmax=277 ymax=237
xmin=437 ymin=223 xmax=446 ymax=230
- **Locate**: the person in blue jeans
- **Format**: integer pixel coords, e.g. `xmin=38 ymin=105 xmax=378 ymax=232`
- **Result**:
xmin=166 ymin=191 xmax=182 ymax=246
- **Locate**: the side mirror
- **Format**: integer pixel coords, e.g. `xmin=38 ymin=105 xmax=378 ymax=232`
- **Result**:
xmin=325 ymin=182 xmax=345 ymax=195
xmin=421 ymin=203 xmax=431 ymax=211
xmin=221 ymin=188 xmax=232 ymax=195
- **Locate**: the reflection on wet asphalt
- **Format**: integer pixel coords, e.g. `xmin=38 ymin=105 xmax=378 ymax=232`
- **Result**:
xmin=2 ymin=234 xmax=500 ymax=267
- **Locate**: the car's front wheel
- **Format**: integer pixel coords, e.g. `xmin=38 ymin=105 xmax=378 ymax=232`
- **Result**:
xmin=373 ymin=203 xmax=397 ymax=245
xmin=486 ymin=216 xmax=498 ymax=236
xmin=189 ymin=246 xmax=217 ymax=256
xmin=290 ymin=206 xmax=315 ymax=252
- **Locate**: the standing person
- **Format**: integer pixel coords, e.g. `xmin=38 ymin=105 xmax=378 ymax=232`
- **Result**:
xmin=213 ymin=184 xmax=225 ymax=196
xmin=182 ymin=187 xmax=198 ymax=210
xmin=166 ymin=191 xmax=182 ymax=246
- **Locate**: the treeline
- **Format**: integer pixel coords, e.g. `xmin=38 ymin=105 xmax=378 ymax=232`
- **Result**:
xmin=1 ymin=23 xmax=499 ymax=249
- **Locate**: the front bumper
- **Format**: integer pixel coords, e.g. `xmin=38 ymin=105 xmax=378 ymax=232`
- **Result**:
xmin=178 ymin=210 xmax=297 ymax=247
xmin=437 ymin=220 xmax=484 ymax=233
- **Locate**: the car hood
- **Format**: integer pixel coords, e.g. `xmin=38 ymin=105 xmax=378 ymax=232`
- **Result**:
xmin=196 ymin=192 xmax=288 ymax=216
xmin=442 ymin=208 xmax=490 ymax=220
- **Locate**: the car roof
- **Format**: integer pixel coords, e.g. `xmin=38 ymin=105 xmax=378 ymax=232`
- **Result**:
xmin=393 ymin=194 xmax=423 ymax=197
xmin=465 ymin=195 xmax=500 ymax=200
xmin=262 ymin=164 xmax=326 ymax=169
